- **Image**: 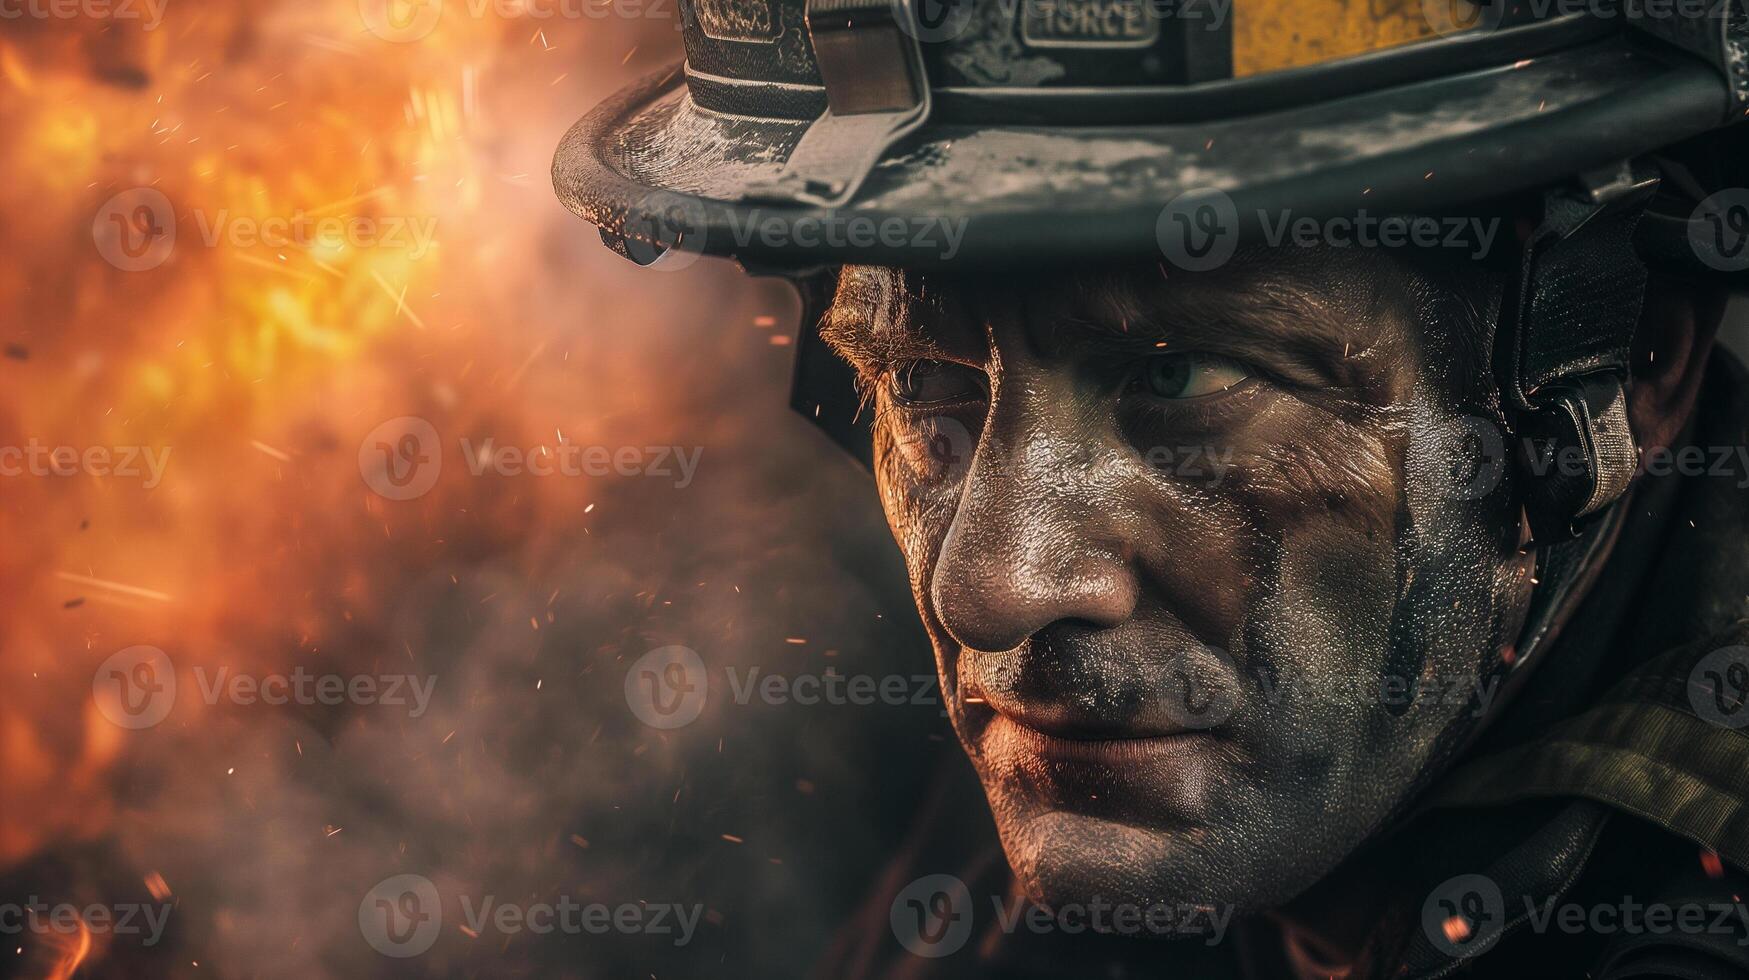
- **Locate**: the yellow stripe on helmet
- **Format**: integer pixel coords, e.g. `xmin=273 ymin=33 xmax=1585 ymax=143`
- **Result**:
xmin=1232 ymin=0 xmax=1485 ymax=77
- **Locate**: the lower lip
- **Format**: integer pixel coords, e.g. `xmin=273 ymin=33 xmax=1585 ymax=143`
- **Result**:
xmin=980 ymin=713 xmax=1216 ymax=765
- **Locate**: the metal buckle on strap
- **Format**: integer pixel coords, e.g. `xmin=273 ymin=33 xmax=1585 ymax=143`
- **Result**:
xmin=1501 ymin=161 xmax=1660 ymax=541
xmin=741 ymin=0 xmax=932 ymax=207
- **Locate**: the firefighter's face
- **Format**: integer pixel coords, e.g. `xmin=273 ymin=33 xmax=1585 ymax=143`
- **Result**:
xmin=823 ymin=251 xmax=1537 ymax=916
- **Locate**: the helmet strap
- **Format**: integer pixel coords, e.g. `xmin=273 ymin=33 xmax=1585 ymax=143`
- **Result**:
xmin=1495 ymin=161 xmax=1660 ymax=543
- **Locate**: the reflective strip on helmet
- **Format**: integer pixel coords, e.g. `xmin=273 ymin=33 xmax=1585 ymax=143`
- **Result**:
xmin=1232 ymin=0 xmax=1486 ymax=77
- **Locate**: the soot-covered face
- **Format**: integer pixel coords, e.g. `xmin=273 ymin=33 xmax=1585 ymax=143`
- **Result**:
xmin=821 ymin=249 xmax=1539 ymax=918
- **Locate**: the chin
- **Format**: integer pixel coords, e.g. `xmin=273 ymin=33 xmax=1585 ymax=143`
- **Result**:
xmin=982 ymin=778 xmax=1337 ymax=915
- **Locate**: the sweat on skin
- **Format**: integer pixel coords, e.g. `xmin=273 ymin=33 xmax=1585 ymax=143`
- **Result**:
xmin=819 ymin=252 xmax=1536 ymax=919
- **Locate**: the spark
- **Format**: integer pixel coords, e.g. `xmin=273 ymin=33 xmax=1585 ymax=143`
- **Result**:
xmin=250 ymin=440 xmax=293 ymax=462
xmin=369 ymin=270 xmax=428 ymax=330
xmin=232 ymin=252 xmax=318 ymax=282
xmin=53 ymin=572 xmax=173 ymax=603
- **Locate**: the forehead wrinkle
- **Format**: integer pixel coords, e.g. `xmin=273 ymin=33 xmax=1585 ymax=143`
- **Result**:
xmin=1017 ymin=267 xmax=1366 ymax=367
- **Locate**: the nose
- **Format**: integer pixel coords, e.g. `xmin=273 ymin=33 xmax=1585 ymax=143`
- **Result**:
xmin=928 ymin=394 xmax=1142 ymax=654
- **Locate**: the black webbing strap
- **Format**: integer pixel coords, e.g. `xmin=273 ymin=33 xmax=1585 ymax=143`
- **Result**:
xmin=1497 ymin=161 xmax=1661 ymax=540
xmin=741 ymin=0 xmax=932 ymax=207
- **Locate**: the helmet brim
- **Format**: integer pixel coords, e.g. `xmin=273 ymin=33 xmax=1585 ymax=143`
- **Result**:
xmin=552 ymin=34 xmax=1729 ymax=270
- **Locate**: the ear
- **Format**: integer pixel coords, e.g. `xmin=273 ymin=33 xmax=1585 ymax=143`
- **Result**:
xmin=1626 ymin=276 xmax=1728 ymax=458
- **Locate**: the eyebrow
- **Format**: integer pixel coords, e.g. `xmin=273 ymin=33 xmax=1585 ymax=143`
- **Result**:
xmin=1038 ymin=266 xmax=1383 ymax=387
xmin=818 ymin=267 xmax=960 ymax=385
xmin=821 ymin=261 xmax=1390 ymax=392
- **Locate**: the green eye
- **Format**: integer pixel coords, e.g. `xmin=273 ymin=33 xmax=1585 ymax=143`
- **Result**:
xmin=1139 ymin=353 xmax=1251 ymax=399
xmin=889 ymin=360 xmax=986 ymax=405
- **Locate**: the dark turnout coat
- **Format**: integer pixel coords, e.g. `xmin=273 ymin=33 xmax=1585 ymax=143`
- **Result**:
xmin=820 ymin=351 xmax=1749 ymax=980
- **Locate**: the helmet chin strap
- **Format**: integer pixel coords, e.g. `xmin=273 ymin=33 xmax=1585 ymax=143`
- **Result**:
xmin=1431 ymin=163 xmax=1662 ymax=752
xmin=1452 ymin=160 xmax=1668 ymax=743
xmin=1495 ymin=160 xmax=1660 ymax=544
xmin=1497 ymin=496 xmax=1632 ymax=700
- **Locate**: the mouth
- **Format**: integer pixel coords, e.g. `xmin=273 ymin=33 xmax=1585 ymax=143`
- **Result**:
xmin=959 ymin=665 xmax=1226 ymax=759
xmin=952 ymin=641 xmax=1239 ymax=819
xmin=980 ymin=712 xmax=1219 ymax=765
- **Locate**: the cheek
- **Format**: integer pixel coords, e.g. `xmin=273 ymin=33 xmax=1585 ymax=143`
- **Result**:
xmin=1217 ymin=395 xmax=1529 ymax=794
xmin=872 ymin=413 xmax=965 ymax=607
xmin=1124 ymin=395 xmax=1408 ymax=652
